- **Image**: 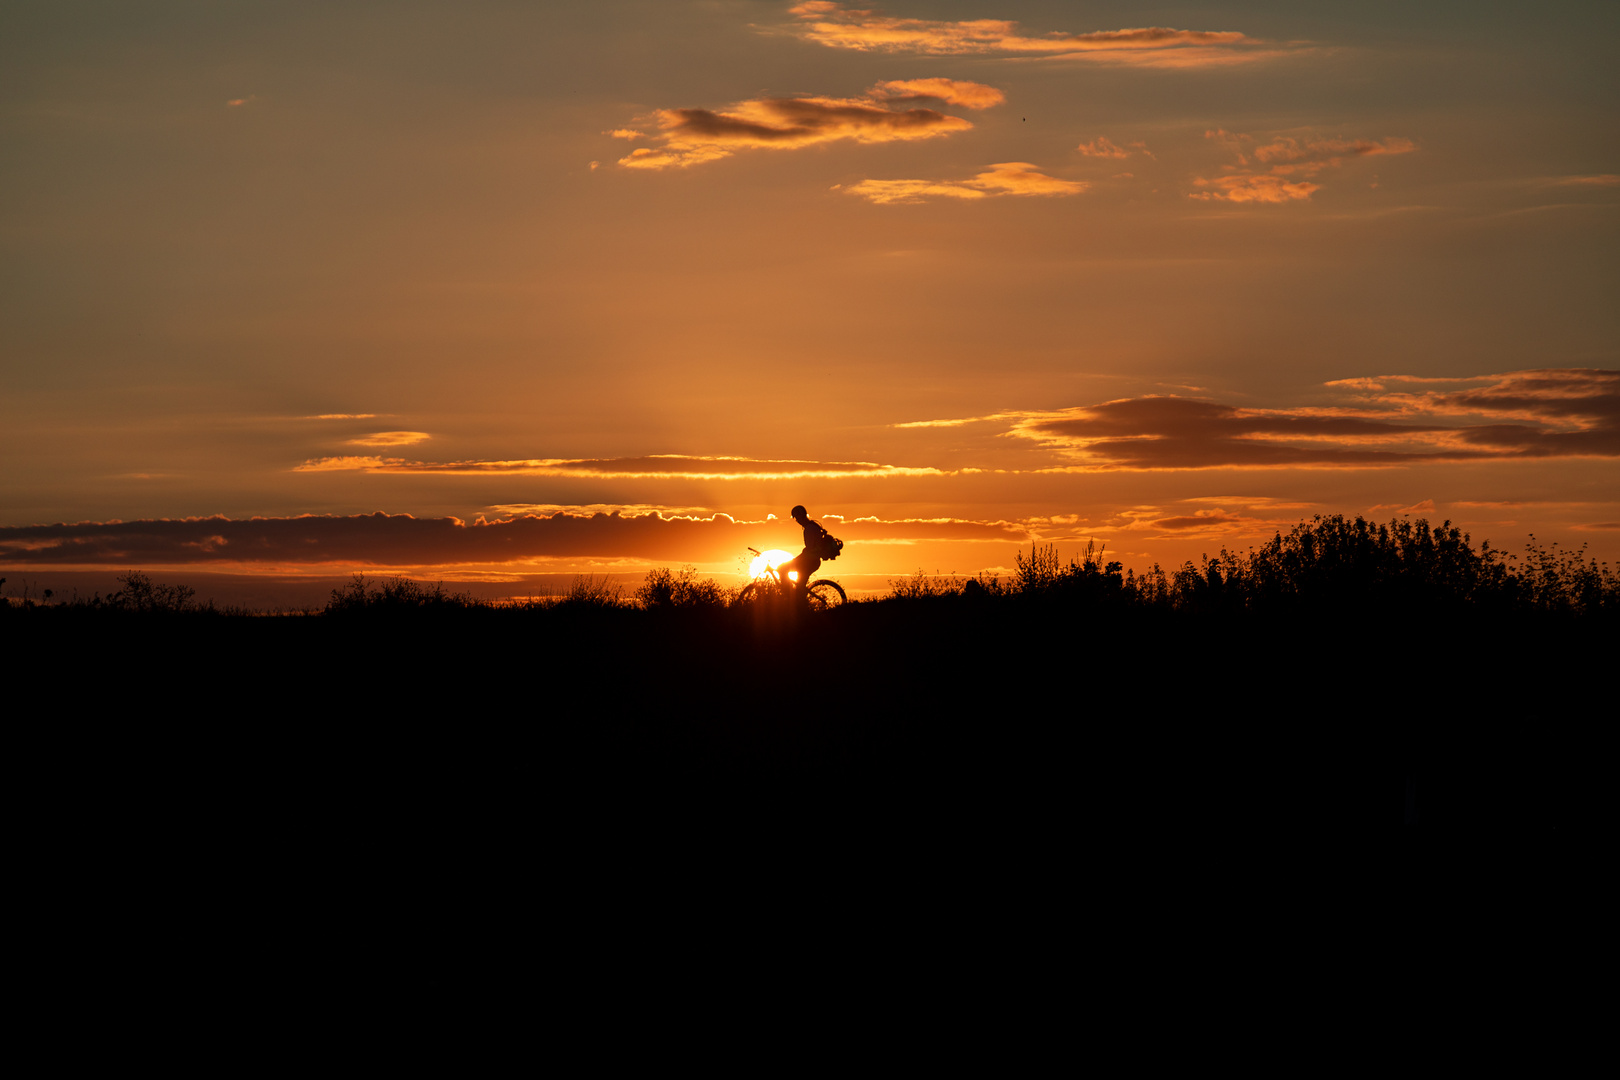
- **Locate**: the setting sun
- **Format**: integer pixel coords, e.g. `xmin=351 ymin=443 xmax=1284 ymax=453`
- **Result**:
xmin=748 ymin=549 xmax=797 ymax=581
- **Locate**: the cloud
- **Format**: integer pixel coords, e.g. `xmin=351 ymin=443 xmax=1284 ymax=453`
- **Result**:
xmin=841 ymin=179 xmax=987 ymax=204
xmin=1192 ymin=174 xmax=1321 ymax=203
xmin=1077 ymin=137 xmax=1129 ymax=159
xmin=784 ymin=2 xmax=1265 ymax=66
xmin=1251 ymin=136 xmax=1416 ymax=167
xmin=1054 ymin=496 xmax=1316 ymax=539
xmin=1191 ymin=130 xmax=1415 ymax=203
xmin=308 ymin=413 xmax=377 ymax=420
xmin=898 ymin=368 xmax=1620 ymax=470
xmin=487 ymin=503 xmax=715 ymax=519
xmin=868 ymin=78 xmax=1005 ymax=109
xmin=293 ymin=453 xmax=945 ymax=479
xmin=606 ymin=129 xmax=644 ymax=140
xmin=1010 ymin=398 xmax=1454 ymax=468
xmin=615 ymin=80 xmax=997 ymax=170
xmin=971 ymin=162 xmax=1088 ymax=196
xmin=293 ymin=456 xmax=390 ymax=472
xmin=1323 ymin=375 xmax=1493 ymax=390
xmin=1549 ymin=174 xmax=1619 ymax=186
xmin=1367 ymin=499 xmax=1436 ymax=514
xmin=846 ymin=162 xmax=1087 ymax=204
xmin=1151 ymin=510 xmax=1249 ymax=529
xmin=348 ymin=431 xmax=431 ymax=448
xmin=0 ymin=511 xmax=1035 ymax=569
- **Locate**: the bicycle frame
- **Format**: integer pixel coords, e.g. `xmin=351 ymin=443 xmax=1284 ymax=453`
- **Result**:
xmin=744 ymin=547 xmax=846 ymax=609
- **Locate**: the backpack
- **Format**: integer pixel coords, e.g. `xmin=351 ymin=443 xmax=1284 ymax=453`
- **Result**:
xmin=818 ymin=533 xmax=844 ymax=561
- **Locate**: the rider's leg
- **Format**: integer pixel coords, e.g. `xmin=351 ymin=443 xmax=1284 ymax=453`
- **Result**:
xmin=780 ymin=553 xmax=807 ymax=594
xmin=796 ymin=556 xmax=822 ymax=593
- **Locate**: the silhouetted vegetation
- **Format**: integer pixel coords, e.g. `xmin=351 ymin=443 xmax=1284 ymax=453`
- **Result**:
xmin=0 ymin=571 xmax=212 ymax=614
xmin=635 ymin=566 xmax=730 ymax=610
xmin=325 ymin=574 xmax=488 ymax=614
xmin=5 ymin=516 xmax=1612 ymax=828
xmin=882 ymin=516 xmax=1620 ymax=620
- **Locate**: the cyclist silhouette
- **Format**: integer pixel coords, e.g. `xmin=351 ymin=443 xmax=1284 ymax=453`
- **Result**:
xmin=779 ymin=505 xmax=836 ymax=596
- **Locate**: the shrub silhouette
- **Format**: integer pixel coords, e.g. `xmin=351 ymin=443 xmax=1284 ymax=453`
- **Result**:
xmin=560 ymin=574 xmax=624 ymax=608
xmin=107 ymin=572 xmax=202 ymax=613
xmin=890 ymin=514 xmax=1617 ymax=620
xmin=888 ymin=569 xmax=1000 ymax=599
xmin=325 ymin=574 xmax=484 ymax=613
xmin=637 ymin=567 xmax=729 ymax=609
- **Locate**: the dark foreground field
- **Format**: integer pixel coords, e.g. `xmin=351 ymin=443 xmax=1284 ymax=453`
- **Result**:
xmin=7 ymin=517 xmax=1614 ymax=834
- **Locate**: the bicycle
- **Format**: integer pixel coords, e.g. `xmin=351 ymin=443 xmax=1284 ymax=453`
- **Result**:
xmin=738 ymin=547 xmax=847 ymax=611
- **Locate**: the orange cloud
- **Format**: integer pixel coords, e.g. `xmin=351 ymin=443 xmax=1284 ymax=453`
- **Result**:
xmin=1367 ymin=499 xmax=1436 ymax=514
xmin=1550 ymin=174 xmax=1619 ymax=186
xmin=868 ymin=78 xmax=1004 ymax=109
xmin=1077 ymin=137 xmax=1129 ymax=159
xmin=841 ymin=178 xmax=987 ymax=204
xmin=1330 ymin=368 xmax=1620 ymax=435
xmin=846 ymin=162 xmax=1087 ymax=204
xmin=785 ymin=2 xmax=1259 ymax=66
xmin=899 ymin=369 xmax=1620 ymax=470
xmin=309 ymin=413 xmax=377 ymax=420
xmin=347 ymin=431 xmax=431 ymax=447
xmin=615 ymin=82 xmax=995 ymax=170
xmin=1191 ymin=174 xmax=1321 ymax=203
xmin=293 ymin=456 xmax=391 ymax=472
xmin=1252 ymin=136 xmax=1416 ymax=167
xmin=293 ymin=453 xmax=946 ymax=480
xmin=1191 ymin=130 xmax=1415 ymax=203
xmin=487 ymin=503 xmax=715 ymax=518
xmin=971 ymin=162 xmax=1088 ymax=196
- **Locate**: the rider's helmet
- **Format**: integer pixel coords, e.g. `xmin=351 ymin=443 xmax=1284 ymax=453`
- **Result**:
xmin=791 ymin=505 xmax=807 ymax=519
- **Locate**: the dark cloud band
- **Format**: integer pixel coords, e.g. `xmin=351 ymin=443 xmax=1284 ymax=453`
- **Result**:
xmin=0 ymin=512 xmax=1030 ymax=568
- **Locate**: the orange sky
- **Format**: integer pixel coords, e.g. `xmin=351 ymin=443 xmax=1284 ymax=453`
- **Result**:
xmin=3 ymin=1 xmax=1617 ymax=593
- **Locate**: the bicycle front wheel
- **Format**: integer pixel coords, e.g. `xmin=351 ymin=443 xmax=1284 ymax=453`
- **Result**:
xmin=805 ymin=580 xmax=846 ymax=611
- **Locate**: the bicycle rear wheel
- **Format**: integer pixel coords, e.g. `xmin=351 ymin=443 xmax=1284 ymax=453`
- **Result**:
xmin=805 ymin=579 xmax=846 ymax=611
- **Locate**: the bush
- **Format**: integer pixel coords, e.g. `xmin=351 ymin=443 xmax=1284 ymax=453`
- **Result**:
xmin=636 ymin=567 xmax=728 ymax=609
xmin=890 ymin=570 xmax=974 ymax=599
xmin=561 ymin=574 xmax=624 ymax=607
xmin=325 ymin=574 xmax=484 ymax=613
xmin=107 ymin=572 xmax=202 ymax=613
xmin=894 ymin=516 xmax=1619 ymax=620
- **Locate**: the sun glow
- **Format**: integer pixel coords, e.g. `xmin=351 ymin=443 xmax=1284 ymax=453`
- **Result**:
xmin=749 ymin=549 xmax=797 ymax=580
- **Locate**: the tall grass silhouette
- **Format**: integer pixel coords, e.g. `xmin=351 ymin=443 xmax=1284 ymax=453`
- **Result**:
xmin=880 ymin=516 xmax=1618 ymax=619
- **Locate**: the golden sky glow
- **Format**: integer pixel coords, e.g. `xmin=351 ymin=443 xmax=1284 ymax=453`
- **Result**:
xmin=2 ymin=1 xmax=1616 ymax=594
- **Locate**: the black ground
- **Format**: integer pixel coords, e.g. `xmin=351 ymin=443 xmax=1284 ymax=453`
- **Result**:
xmin=8 ymin=594 xmax=1608 ymax=835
